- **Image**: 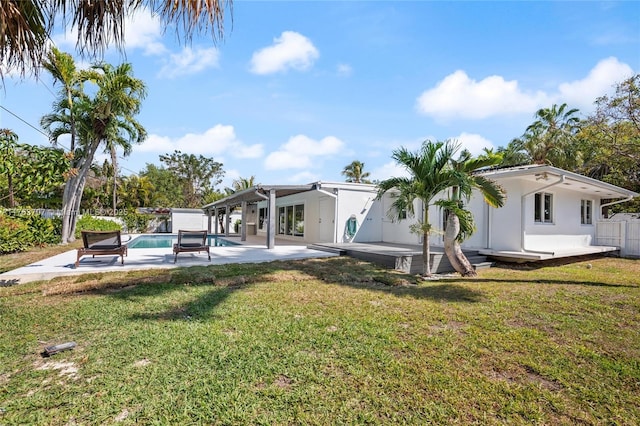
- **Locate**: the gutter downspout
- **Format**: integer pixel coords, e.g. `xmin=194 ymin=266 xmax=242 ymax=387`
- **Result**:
xmin=600 ymin=196 xmax=633 ymax=217
xmin=317 ymin=188 xmax=338 ymax=243
xmin=520 ymin=175 xmax=566 ymax=253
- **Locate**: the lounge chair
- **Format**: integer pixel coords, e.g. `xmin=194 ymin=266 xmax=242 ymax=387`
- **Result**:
xmin=76 ymin=230 xmax=128 ymax=268
xmin=173 ymin=230 xmax=211 ymax=263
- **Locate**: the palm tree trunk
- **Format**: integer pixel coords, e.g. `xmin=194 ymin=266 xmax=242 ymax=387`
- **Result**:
xmin=422 ymin=207 xmax=431 ymax=276
xmin=60 ymin=140 xmax=101 ymax=243
xmin=443 ymin=213 xmax=477 ymax=277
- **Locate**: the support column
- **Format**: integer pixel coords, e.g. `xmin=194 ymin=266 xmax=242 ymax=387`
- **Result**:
xmin=241 ymin=201 xmax=247 ymax=241
xmin=206 ymin=209 xmax=212 ymax=233
xmin=225 ymin=206 xmax=230 ymax=237
xmin=267 ymin=189 xmax=276 ymax=249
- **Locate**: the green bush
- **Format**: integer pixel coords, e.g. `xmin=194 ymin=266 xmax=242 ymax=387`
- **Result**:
xmin=117 ymin=209 xmax=152 ymax=233
xmin=0 ymin=209 xmax=61 ymax=254
xmin=75 ymin=215 xmax=122 ymax=239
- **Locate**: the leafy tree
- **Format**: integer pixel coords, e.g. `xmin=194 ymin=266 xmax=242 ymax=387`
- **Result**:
xmin=578 ymin=74 xmax=640 ymax=211
xmin=436 ymin=149 xmax=505 ymax=277
xmin=139 ymin=163 xmax=184 ymax=207
xmin=342 ymin=160 xmax=372 ymax=184
xmin=1 ymin=0 xmax=231 ymax=79
xmin=159 ymin=150 xmax=224 ymax=208
xmin=505 ymin=103 xmax=582 ymax=169
xmin=41 ymin=57 xmax=147 ymax=243
xmin=225 ymin=175 xmax=257 ymax=195
xmin=376 ymin=140 xmax=461 ymax=277
xmin=0 ymin=128 xmax=70 ymax=208
xmin=118 ymin=175 xmax=154 ymax=208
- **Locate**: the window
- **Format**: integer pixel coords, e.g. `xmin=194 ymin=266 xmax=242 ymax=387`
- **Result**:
xmin=581 ymin=199 xmax=592 ymax=225
xmin=258 ymin=207 xmax=267 ymax=230
xmin=534 ymin=192 xmax=553 ymax=223
xmin=277 ymin=204 xmax=305 ymax=237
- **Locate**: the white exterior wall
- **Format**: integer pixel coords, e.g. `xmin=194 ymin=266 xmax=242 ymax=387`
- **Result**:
xmin=253 ymin=185 xmax=380 ymax=243
xmin=477 ymin=177 xmax=602 ymax=252
xmin=171 ymin=210 xmax=209 ymax=232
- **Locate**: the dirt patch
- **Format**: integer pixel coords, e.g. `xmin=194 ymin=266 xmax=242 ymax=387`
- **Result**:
xmin=485 ymin=365 xmax=562 ymax=391
xmin=35 ymin=360 xmax=79 ymax=380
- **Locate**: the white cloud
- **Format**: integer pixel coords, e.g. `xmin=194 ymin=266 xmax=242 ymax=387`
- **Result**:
xmin=453 ymin=133 xmax=495 ymax=156
xmin=416 ymin=70 xmax=548 ymax=120
xmin=264 ymin=135 xmax=344 ymax=170
xmin=289 ymin=171 xmax=320 ymax=184
xmin=138 ymin=125 xmax=263 ymax=159
xmin=337 ymin=63 xmax=353 ymax=77
xmin=250 ymin=31 xmax=319 ymax=75
xmin=370 ymin=160 xmax=410 ymax=182
xmin=158 ymin=47 xmax=220 ymax=78
xmin=416 ymin=57 xmax=635 ymax=120
xmin=557 ymin=57 xmax=634 ymax=110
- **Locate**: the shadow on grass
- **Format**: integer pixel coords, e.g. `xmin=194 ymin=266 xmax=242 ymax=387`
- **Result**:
xmin=57 ymin=257 xmax=485 ymax=322
xmin=447 ymin=277 xmax=638 ymax=288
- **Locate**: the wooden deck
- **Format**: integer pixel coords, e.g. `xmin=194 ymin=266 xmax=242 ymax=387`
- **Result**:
xmin=308 ymin=242 xmax=491 ymax=274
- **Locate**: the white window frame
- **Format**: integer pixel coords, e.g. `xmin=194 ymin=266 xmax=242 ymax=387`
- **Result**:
xmin=581 ymin=199 xmax=593 ymax=225
xmin=534 ymin=192 xmax=553 ymax=224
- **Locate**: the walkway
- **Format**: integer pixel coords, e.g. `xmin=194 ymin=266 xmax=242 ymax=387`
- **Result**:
xmin=0 ymin=235 xmax=337 ymax=285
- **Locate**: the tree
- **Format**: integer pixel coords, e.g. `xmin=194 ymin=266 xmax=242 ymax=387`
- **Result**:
xmin=578 ymin=74 xmax=640 ymax=211
xmin=139 ymin=163 xmax=184 ymax=207
xmin=376 ymin=140 xmax=461 ymax=277
xmin=118 ymin=175 xmax=154 ymax=208
xmin=507 ymin=103 xmax=582 ymax=169
xmin=158 ymin=150 xmax=224 ymax=208
xmin=1 ymin=0 xmax=231 ymax=79
xmin=342 ymin=160 xmax=372 ymax=184
xmin=42 ymin=59 xmax=147 ymax=243
xmin=437 ymin=149 xmax=505 ymax=277
xmin=0 ymin=128 xmax=71 ymax=208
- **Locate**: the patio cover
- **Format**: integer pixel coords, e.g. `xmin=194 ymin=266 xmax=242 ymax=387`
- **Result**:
xmin=202 ymin=184 xmax=315 ymax=249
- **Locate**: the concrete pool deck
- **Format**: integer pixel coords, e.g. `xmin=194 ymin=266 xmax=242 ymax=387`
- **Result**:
xmin=0 ymin=235 xmax=338 ymax=285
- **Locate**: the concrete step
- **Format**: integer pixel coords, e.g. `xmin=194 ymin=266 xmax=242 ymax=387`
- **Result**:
xmin=307 ymin=244 xmax=347 ymax=255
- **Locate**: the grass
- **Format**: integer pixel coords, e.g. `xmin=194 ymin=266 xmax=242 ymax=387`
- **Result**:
xmin=1 ymin=251 xmax=639 ymax=424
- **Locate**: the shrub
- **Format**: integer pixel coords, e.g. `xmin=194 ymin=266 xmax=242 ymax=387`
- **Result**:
xmin=0 ymin=209 xmax=61 ymax=254
xmin=117 ymin=209 xmax=152 ymax=233
xmin=75 ymin=215 xmax=122 ymax=239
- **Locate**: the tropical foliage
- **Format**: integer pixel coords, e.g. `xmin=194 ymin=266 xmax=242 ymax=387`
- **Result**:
xmin=1 ymin=0 xmax=231 ymax=79
xmin=342 ymin=160 xmax=372 ymax=184
xmin=158 ymin=150 xmax=225 ymax=208
xmin=41 ymin=50 xmax=147 ymax=243
xmin=0 ymin=128 xmax=71 ymax=208
xmin=377 ymin=140 xmax=462 ymax=276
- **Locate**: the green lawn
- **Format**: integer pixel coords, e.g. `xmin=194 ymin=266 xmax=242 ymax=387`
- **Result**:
xmin=1 ymin=254 xmax=639 ymax=424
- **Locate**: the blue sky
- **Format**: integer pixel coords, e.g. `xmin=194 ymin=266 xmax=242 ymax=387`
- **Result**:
xmin=1 ymin=1 xmax=639 ymax=189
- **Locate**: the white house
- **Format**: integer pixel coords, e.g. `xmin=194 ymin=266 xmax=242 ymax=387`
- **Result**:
xmin=202 ymin=165 xmax=638 ymax=262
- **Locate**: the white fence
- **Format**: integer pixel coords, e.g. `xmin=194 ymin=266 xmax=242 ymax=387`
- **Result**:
xmin=596 ymin=220 xmax=640 ymax=258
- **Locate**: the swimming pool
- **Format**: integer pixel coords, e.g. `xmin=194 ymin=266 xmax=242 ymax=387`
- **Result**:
xmin=127 ymin=234 xmax=239 ymax=249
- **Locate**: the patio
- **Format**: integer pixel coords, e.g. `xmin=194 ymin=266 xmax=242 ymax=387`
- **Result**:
xmin=0 ymin=235 xmax=337 ymax=285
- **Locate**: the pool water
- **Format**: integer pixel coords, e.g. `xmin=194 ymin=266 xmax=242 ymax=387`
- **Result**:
xmin=127 ymin=234 xmax=239 ymax=249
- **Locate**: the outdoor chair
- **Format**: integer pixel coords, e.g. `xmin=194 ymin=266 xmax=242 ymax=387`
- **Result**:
xmin=76 ymin=230 xmax=127 ymax=268
xmin=173 ymin=230 xmax=211 ymax=263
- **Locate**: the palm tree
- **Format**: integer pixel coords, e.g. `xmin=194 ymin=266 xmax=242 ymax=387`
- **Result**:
xmin=42 ymin=60 xmax=147 ymax=242
xmin=376 ymin=140 xmax=461 ymax=277
xmin=520 ymin=103 xmax=582 ymax=168
xmin=1 ymin=0 xmax=231 ymax=79
xmin=437 ymin=150 xmax=505 ymax=277
xmin=342 ymin=160 xmax=372 ymax=183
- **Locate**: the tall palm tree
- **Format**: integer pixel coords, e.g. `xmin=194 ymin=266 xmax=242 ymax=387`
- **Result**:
xmin=342 ymin=160 xmax=372 ymax=183
xmin=1 ymin=0 xmax=231 ymax=78
xmin=376 ymin=140 xmax=460 ymax=277
xmin=437 ymin=150 xmax=505 ymax=277
xmin=42 ymin=60 xmax=147 ymax=242
xmin=520 ymin=103 xmax=582 ymax=168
